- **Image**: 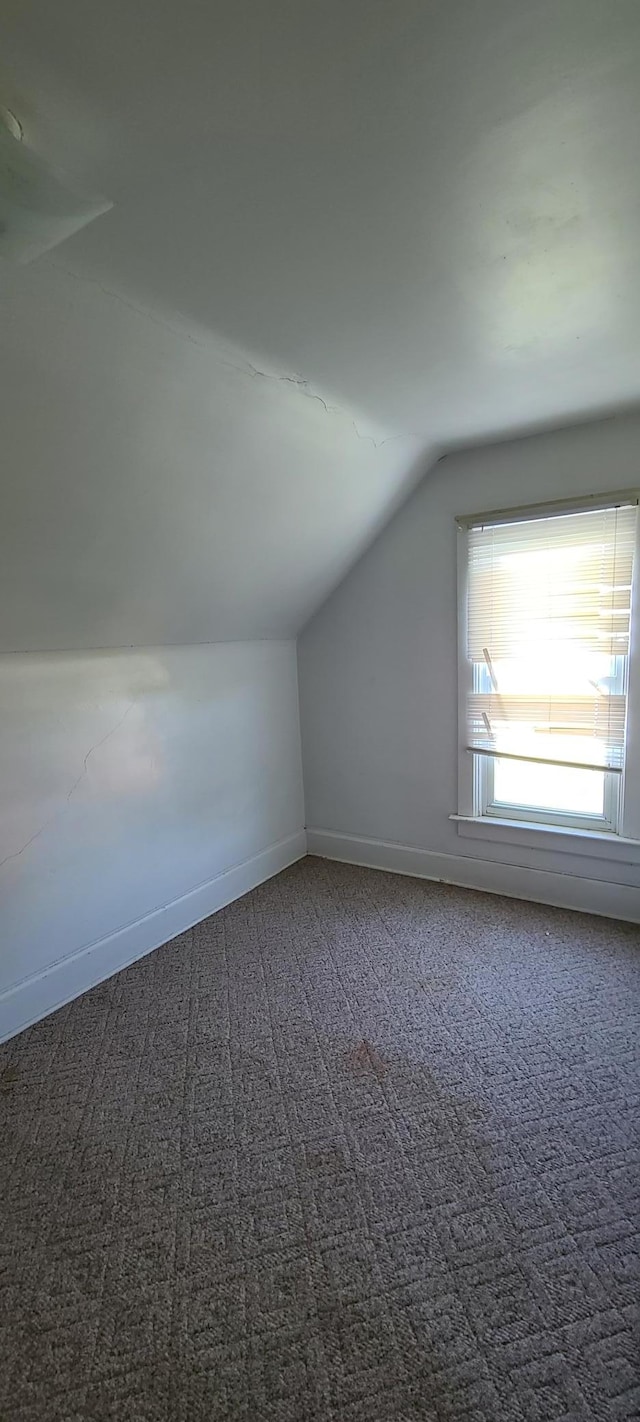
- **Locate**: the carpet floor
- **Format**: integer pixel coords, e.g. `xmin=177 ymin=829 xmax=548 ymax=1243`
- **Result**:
xmin=1 ymin=857 xmax=639 ymax=1421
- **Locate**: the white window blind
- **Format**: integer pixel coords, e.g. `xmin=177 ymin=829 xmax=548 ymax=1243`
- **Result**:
xmin=465 ymin=501 xmax=638 ymax=774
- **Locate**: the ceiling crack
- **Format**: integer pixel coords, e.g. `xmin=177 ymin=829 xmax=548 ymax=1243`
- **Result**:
xmin=45 ymin=263 xmax=417 ymax=449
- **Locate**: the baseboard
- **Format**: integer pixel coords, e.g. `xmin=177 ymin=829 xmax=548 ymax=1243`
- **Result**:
xmin=0 ymin=830 xmax=307 ymax=1044
xmin=306 ymin=829 xmax=640 ymax=923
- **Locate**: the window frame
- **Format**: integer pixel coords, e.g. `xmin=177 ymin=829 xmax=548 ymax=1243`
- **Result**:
xmin=477 ymin=746 xmax=622 ymax=833
xmin=456 ymin=490 xmax=640 ymax=842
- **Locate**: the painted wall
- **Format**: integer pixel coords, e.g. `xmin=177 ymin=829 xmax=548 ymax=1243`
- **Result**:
xmin=299 ymin=412 xmax=640 ymax=917
xmin=0 ymin=260 xmax=421 ymax=653
xmin=0 ymin=641 xmax=305 ymax=1038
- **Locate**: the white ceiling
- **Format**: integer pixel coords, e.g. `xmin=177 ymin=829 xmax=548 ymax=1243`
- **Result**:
xmin=1 ymin=0 xmax=640 ymax=649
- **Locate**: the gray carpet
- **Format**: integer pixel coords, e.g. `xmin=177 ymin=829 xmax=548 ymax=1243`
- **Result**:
xmin=1 ymin=858 xmax=639 ymax=1421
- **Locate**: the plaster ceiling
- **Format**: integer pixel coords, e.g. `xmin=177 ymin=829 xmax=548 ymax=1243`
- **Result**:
xmin=1 ymin=0 xmax=640 ymax=649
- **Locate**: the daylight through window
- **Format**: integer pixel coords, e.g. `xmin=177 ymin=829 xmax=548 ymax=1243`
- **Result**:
xmin=461 ymin=497 xmax=638 ymax=832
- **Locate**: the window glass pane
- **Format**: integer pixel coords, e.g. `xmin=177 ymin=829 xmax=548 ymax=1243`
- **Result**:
xmin=464 ymin=499 xmax=637 ymax=831
xmin=493 ymin=748 xmax=605 ymax=817
xmin=466 ymin=503 xmax=636 ymax=779
xmin=488 ymin=656 xmax=616 ymax=773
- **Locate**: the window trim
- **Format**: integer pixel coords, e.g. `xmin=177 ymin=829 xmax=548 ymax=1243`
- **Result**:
xmin=456 ymin=490 xmax=640 ymax=844
xmin=450 ymin=813 xmax=640 ymax=864
xmin=456 ymin=488 xmax=639 ymax=530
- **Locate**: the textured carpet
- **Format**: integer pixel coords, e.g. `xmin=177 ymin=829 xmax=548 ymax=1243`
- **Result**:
xmin=1 ymin=858 xmax=639 ymax=1421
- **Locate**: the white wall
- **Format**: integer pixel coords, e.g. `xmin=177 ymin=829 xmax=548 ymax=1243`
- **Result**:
xmin=299 ymin=412 xmax=640 ymax=921
xmin=0 ymin=641 xmax=305 ymax=1040
xmin=0 ymin=260 xmax=420 ymax=653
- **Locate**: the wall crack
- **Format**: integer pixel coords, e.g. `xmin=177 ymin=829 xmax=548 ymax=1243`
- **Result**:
xmin=0 ymin=701 xmax=136 ymax=874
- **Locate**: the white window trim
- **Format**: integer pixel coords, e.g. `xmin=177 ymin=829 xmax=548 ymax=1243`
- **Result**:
xmin=450 ymin=813 xmax=640 ymax=864
xmin=456 ymin=491 xmax=640 ymax=853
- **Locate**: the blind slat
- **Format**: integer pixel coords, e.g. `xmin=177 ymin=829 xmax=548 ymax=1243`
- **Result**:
xmin=465 ymin=502 xmax=637 ymax=771
xmin=467 ymin=692 xmax=627 ymax=768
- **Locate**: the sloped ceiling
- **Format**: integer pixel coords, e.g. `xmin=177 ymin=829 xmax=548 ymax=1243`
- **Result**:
xmin=1 ymin=0 xmax=639 ymax=650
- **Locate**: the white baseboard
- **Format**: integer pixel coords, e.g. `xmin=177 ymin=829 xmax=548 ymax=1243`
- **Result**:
xmin=0 ymin=830 xmax=307 ymax=1044
xmin=307 ymin=829 xmax=640 ymax=923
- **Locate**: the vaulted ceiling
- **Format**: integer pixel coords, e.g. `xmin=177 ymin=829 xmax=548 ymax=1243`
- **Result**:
xmin=1 ymin=0 xmax=639 ymax=650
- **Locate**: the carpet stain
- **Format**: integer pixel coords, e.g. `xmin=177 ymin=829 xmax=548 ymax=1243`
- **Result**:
xmin=346 ymin=1037 xmax=388 ymax=1080
xmin=0 ymin=1065 xmax=18 ymax=1094
xmin=306 ymin=1144 xmax=349 ymax=1174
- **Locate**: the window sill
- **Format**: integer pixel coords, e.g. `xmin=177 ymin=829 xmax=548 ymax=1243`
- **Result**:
xmin=450 ymin=814 xmax=640 ymax=865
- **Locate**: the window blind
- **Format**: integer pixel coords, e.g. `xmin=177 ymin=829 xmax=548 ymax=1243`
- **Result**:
xmin=465 ymin=501 xmax=638 ymax=773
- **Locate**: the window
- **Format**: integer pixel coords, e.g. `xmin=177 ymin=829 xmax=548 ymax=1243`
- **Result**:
xmin=457 ymin=494 xmax=639 ymax=836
